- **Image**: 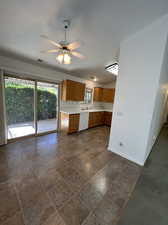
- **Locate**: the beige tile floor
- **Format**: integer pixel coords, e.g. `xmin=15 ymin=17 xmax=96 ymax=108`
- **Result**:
xmin=0 ymin=126 xmax=141 ymax=225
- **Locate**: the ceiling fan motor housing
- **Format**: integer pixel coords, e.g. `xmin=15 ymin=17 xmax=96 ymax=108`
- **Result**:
xmin=59 ymin=40 xmax=69 ymax=47
xmin=63 ymin=20 xmax=70 ymax=29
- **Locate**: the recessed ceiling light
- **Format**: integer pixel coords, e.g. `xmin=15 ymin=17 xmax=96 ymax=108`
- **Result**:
xmin=37 ymin=58 xmax=43 ymax=63
xmin=105 ymin=63 xmax=119 ymax=75
xmin=91 ymin=76 xmax=97 ymax=82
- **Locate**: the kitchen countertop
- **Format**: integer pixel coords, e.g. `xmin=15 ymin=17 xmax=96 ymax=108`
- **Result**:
xmin=60 ymin=109 xmax=113 ymax=114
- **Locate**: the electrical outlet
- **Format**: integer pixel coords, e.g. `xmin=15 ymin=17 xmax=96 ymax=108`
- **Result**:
xmin=119 ymin=142 xmax=123 ymax=147
xmin=153 ymin=136 xmax=156 ymax=141
xmin=117 ymin=112 xmax=123 ymax=116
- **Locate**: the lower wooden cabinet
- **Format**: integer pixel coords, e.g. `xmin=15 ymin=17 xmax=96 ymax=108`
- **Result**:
xmin=61 ymin=111 xmax=112 ymax=134
xmin=69 ymin=114 xmax=80 ymax=133
xmin=104 ymin=112 xmax=112 ymax=126
xmin=89 ymin=112 xmax=104 ymax=128
xmin=61 ymin=113 xmax=79 ymax=134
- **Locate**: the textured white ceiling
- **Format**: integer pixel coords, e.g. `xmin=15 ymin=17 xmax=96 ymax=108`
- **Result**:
xmin=0 ymin=0 xmax=168 ymax=83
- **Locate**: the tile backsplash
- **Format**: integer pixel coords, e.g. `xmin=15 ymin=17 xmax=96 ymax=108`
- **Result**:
xmin=60 ymin=101 xmax=113 ymax=111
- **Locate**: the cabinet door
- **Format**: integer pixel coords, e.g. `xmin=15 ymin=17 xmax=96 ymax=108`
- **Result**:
xmin=61 ymin=80 xmax=85 ymax=101
xmin=68 ymin=114 xmax=80 ymax=133
xmin=102 ymin=88 xmax=115 ymax=103
xmin=97 ymin=112 xmax=104 ymax=125
xmin=99 ymin=111 xmax=105 ymax=125
xmin=75 ymin=82 xmax=86 ymax=101
xmin=111 ymin=88 xmax=115 ymax=103
xmin=104 ymin=112 xmax=112 ymax=126
xmin=89 ymin=112 xmax=104 ymax=127
xmin=67 ymin=80 xmax=78 ymax=101
xmin=88 ymin=112 xmax=95 ymax=128
xmin=61 ymin=80 xmax=74 ymax=101
xmin=93 ymin=88 xmax=103 ymax=102
xmin=61 ymin=80 xmax=67 ymax=101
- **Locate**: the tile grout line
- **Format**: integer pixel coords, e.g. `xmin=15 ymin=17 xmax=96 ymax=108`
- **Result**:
xmin=80 ymin=158 xmax=131 ymax=225
xmin=32 ymin=170 xmax=58 ymax=212
xmin=56 ymin=155 xmax=115 ymax=213
xmin=13 ymin=184 xmax=27 ymax=225
xmin=35 ymin=170 xmax=67 ymax=225
xmin=115 ymin=170 xmax=142 ymax=225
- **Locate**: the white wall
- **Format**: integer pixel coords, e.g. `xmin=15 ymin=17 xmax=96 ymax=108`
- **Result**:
xmin=108 ymin=15 xmax=168 ymax=166
xmin=103 ymin=81 xmax=116 ymax=88
xmin=0 ymin=54 xmax=96 ymax=87
xmin=145 ymin=38 xmax=168 ymax=159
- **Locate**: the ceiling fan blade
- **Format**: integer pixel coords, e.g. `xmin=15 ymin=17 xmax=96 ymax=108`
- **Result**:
xmin=41 ymin=35 xmax=61 ymax=48
xmin=71 ymin=51 xmax=85 ymax=59
xmin=67 ymin=42 xmax=80 ymax=50
xmin=40 ymin=49 xmax=59 ymax=53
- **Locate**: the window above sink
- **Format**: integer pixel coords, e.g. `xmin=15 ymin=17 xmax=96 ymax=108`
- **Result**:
xmin=84 ymin=88 xmax=93 ymax=104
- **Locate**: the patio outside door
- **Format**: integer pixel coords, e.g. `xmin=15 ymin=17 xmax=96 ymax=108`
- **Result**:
xmin=37 ymin=81 xmax=58 ymax=134
xmin=5 ymin=76 xmax=35 ymax=139
xmin=4 ymin=76 xmax=59 ymax=140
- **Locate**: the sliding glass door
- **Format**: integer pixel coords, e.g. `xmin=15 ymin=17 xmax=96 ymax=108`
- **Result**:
xmin=4 ymin=76 xmax=59 ymax=140
xmin=5 ymin=76 xmax=35 ymax=139
xmin=37 ymin=82 xmax=58 ymax=134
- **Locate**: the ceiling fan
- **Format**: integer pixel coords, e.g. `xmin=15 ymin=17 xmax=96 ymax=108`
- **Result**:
xmin=41 ymin=20 xmax=84 ymax=65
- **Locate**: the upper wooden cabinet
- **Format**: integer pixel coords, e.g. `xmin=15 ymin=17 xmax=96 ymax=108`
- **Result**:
xmin=93 ymin=87 xmax=115 ymax=103
xmin=93 ymin=87 xmax=103 ymax=102
xmin=102 ymin=88 xmax=115 ymax=103
xmin=62 ymin=80 xmax=86 ymax=101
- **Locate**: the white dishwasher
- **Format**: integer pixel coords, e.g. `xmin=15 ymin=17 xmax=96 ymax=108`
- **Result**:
xmin=79 ymin=112 xmax=89 ymax=131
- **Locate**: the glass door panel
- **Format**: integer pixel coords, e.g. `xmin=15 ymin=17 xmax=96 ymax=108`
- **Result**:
xmin=37 ymin=82 xmax=58 ymax=134
xmin=5 ymin=76 xmax=35 ymax=139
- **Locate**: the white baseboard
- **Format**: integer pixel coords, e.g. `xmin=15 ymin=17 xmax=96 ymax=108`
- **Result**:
xmin=108 ymin=147 xmax=144 ymax=166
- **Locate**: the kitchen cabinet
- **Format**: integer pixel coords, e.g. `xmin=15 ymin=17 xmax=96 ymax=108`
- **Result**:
xmin=61 ymin=113 xmax=80 ymax=134
xmin=89 ymin=112 xmax=104 ymax=128
xmin=61 ymin=110 xmax=112 ymax=134
xmin=93 ymin=87 xmax=103 ymax=102
xmin=93 ymin=87 xmax=115 ymax=103
xmin=62 ymin=80 xmax=86 ymax=101
xmin=102 ymin=88 xmax=115 ymax=103
xmin=104 ymin=112 xmax=112 ymax=126
xmin=69 ymin=114 xmax=80 ymax=133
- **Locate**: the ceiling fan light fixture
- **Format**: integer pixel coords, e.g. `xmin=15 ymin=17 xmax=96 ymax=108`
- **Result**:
xmin=90 ymin=76 xmax=97 ymax=82
xmin=56 ymin=51 xmax=71 ymax=64
xmin=64 ymin=53 xmax=71 ymax=64
xmin=41 ymin=19 xmax=84 ymax=65
xmin=56 ymin=53 xmax=64 ymax=64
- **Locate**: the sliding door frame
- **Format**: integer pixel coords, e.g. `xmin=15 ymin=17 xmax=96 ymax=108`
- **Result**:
xmin=35 ymin=80 xmax=59 ymax=136
xmin=4 ymin=74 xmax=60 ymax=142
